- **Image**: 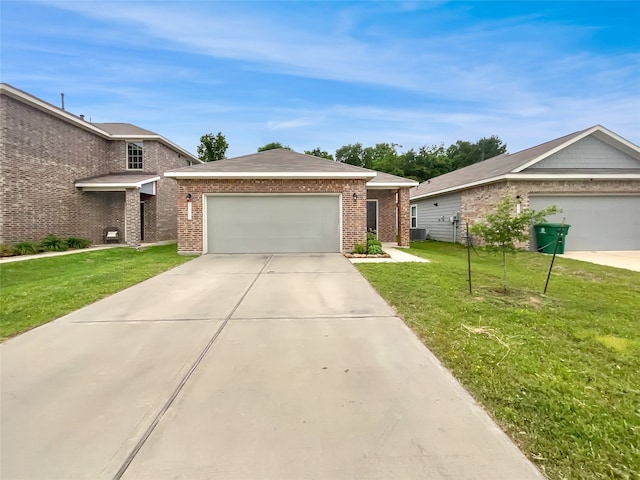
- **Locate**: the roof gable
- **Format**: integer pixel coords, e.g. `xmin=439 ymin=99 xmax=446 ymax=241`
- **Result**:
xmin=525 ymin=134 xmax=640 ymax=171
xmin=411 ymin=125 xmax=640 ymax=200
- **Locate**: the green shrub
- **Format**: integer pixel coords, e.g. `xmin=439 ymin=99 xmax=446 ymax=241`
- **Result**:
xmin=366 ymin=232 xmax=383 ymax=255
xmin=13 ymin=241 xmax=39 ymax=256
xmin=367 ymin=243 xmax=383 ymax=255
xmin=366 ymin=231 xmax=377 ymax=242
xmin=353 ymin=243 xmax=367 ymax=254
xmin=0 ymin=243 xmax=16 ymax=257
xmin=39 ymin=234 xmax=68 ymax=252
xmin=66 ymin=237 xmax=92 ymax=249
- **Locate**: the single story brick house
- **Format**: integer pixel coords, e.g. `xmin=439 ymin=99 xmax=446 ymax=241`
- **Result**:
xmin=165 ymin=149 xmax=418 ymax=254
xmin=0 ymin=83 xmax=199 ymax=247
xmin=410 ymin=125 xmax=640 ymax=251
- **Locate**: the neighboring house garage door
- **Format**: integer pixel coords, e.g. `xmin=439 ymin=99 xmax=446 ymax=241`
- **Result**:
xmin=529 ymin=195 xmax=640 ymax=251
xmin=206 ymin=195 xmax=341 ymax=253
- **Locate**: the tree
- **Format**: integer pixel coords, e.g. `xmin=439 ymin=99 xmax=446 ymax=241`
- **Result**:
xmin=335 ymin=143 xmax=366 ymax=167
xmin=447 ymin=136 xmax=506 ymax=170
xmin=401 ymin=144 xmax=452 ymax=182
xmin=258 ymin=142 xmax=291 ymax=152
xmin=367 ymin=143 xmax=402 ymax=174
xmin=304 ymin=147 xmax=334 ymax=160
xmin=197 ymin=132 xmax=228 ymax=162
xmin=470 ymin=196 xmax=559 ymax=292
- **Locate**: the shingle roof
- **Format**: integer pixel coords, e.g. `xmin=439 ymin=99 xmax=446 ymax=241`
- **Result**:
xmin=411 ymin=125 xmax=640 ymax=199
xmin=165 ymin=149 xmax=417 ymax=186
xmin=92 ymin=123 xmax=158 ymax=136
xmin=367 ymin=171 xmax=419 ymax=187
xmin=75 ymin=172 xmax=160 ymax=189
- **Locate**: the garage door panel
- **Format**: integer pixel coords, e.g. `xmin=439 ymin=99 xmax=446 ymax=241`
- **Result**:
xmin=207 ymin=195 xmax=340 ymax=254
xmin=529 ymin=195 xmax=640 ymax=251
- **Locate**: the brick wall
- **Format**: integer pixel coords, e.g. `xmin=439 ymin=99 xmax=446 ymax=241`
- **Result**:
xmin=1 ymin=94 xmax=117 ymax=244
xmin=174 ymin=178 xmax=368 ymax=253
xmin=461 ymin=179 xmax=640 ymax=247
xmin=0 ymin=93 xmax=191 ymax=245
xmin=397 ymin=187 xmax=411 ymax=246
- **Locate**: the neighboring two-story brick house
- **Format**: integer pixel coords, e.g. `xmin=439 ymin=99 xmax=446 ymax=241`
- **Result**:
xmin=0 ymin=83 xmax=199 ymax=247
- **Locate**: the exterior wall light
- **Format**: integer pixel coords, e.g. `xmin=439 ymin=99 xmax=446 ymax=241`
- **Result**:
xmin=353 ymin=192 xmax=358 ymax=201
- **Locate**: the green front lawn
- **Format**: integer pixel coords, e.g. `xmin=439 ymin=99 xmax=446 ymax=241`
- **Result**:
xmin=0 ymin=244 xmax=195 ymax=340
xmin=357 ymin=242 xmax=639 ymax=480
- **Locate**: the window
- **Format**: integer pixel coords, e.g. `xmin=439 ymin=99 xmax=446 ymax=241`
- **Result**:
xmin=410 ymin=205 xmax=417 ymax=228
xmin=127 ymin=142 xmax=143 ymax=169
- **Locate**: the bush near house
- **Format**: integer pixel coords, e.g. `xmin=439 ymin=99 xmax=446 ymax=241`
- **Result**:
xmin=0 ymin=235 xmax=93 ymax=257
xmin=366 ymin=232 xmax=383 ymax=255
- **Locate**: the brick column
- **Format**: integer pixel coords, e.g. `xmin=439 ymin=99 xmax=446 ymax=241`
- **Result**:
xmin=125 ymin=188 xmax=141 ymax=247
xmin=397 ymin=187 xmax=410 ymax=247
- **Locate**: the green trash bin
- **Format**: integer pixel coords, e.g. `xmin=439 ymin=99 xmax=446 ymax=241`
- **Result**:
xmin=534 ymin=223 xmax=571 ymax=254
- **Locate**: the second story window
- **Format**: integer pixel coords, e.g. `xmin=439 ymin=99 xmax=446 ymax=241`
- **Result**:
xmin=127 ymin=142 xmax=143 ymax=169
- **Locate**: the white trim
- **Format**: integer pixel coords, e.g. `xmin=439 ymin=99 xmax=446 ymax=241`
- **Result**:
xmin=165 ymin=171 xmax=376 ymax=179
xmin=366 ymin=199 xmax=379 ymax=237
xmin=366 ymin=181 xmax=418 ymax=188
xmin=75 ymin=176 xmax=160 ymax=190
xmin=507 ymin=173 xmax=640 ymax=180
xmin=126 ymin=141 xmax=144 ymax=171
xmin=411 ymin=175 xmax=507 ymax=200
xmin=411 ymin=172 xmax=640 ymax=200
xmin=529 ymin=192 xmax=640 ymax=198
xmin=410 ymin=204 xmax=418 ymax=229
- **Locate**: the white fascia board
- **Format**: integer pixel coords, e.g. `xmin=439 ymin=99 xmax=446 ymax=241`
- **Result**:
xmin=164 ymin=171 xmax=376 ymax=179
xmin=77 ymin=186 xmax=128 ymax=192
xmin=410 ymin=175 xmax=507 ymax=200
xmin=367 ymin=182 xmax=418 ymax=188
xmin=75 ymin=176 xmax=160 ymax=189
xmin=512 ymin=126 xmax=608 ymax=173
xmin=507 ymin=173 xmax=640 ymax=180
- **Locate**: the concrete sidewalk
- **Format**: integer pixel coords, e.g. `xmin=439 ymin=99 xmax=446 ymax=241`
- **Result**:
xmin=349 ymin=243 xmax=430 ymax=263
xmin=1 ymin=254 xmax=543 ymax=480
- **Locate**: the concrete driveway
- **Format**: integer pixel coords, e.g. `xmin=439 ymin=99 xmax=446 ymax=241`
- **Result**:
xmin=559 ymin=250 xmax=640 ymax=272
xmin=1 ymin=254 xmax=543 ymax=480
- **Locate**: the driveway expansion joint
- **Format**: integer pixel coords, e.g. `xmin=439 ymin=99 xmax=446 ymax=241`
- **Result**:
xmin=111 ymin=255 xmax=272 ymax=480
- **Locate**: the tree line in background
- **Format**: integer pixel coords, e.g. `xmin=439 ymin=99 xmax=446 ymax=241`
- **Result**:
xmin=197 ymin=132 xmax=507 ymax=183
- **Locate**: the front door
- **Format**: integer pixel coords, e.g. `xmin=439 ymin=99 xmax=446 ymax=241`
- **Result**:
xmin=367 ymin=200 xmax=378 ymax=234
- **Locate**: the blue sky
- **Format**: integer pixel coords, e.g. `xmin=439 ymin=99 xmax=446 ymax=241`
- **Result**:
xmin=2 ymin=0 xmax=639 ymax=158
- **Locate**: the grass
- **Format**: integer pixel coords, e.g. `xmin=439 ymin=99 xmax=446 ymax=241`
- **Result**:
xmin=0 ymin=244 xmax=195 ymax=340
xmin=356 ymin=241 xmax=640 ymax=480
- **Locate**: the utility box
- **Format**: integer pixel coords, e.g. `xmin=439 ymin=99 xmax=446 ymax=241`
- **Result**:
xmin=534 ymin=223 xmax=571 ymax=254
xmin=410 ymin=228 xmax=427 ymax=241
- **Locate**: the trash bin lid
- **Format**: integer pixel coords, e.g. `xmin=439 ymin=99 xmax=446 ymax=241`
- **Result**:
xmin=535 ymin=223 xmax=571 ymax=228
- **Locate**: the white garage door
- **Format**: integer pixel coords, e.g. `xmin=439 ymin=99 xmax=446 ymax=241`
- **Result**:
xmin=529 ymin=195 xmax=640 ymax=251
xmin=206 ymin=195 xmax=341 ymax=253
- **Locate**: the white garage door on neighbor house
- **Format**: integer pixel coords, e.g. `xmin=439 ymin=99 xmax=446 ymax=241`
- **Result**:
xmin=529 ymin=195 xmax=640 ymax=251
xmin=205 ymin=194 xmax=341 ymax=254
